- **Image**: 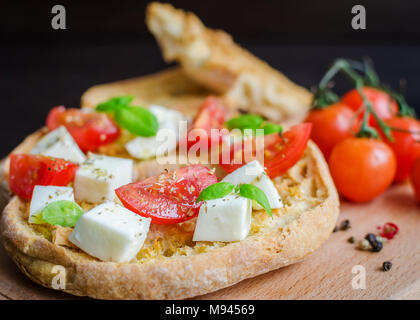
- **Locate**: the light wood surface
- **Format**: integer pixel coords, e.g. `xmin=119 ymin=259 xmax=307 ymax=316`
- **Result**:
xmin=1 ymin=183 xmax=419 ymax=300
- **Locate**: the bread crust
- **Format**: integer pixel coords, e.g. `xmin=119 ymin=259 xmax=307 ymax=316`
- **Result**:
xmin=1 ymin=142 xmax=339 ymax=299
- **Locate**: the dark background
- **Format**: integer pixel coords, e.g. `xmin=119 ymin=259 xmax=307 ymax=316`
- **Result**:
xmin=1 ymin=0 xmax=420 ymax=157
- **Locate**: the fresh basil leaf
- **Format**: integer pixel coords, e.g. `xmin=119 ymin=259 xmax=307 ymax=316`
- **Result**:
xmin=262 ymin=123 xmax=283 ymax=135
xmin=96 ymin=95 xmax=134 ymax=112
xmin=238 ymin=184 xmax=272 ymax=217
xmin=225 ymin=114 xmax=264 ymax=131
xmin=197 ymin=182 xmax=235 ymax=202
xmin=41 ymin=200 xmax=84 ymax=227
xmin=114 ymin=106 xmax=159 ymax=137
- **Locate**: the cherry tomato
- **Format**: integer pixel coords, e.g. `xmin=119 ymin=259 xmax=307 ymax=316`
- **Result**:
xmin=341 ymin=87 xmax=398 ymax=125
xmin=187 ymin=96 xmax=226 ymax=151
xmin=46 ymin=106 xmax=120 ymax=152
xmin=219 ymin=123 xmax=312 ymax=179
xmin=410 ymin=157 xmax=420 ymax=203
xmin=328 ymin=137 xmax=396 ymax=202
xmin=305 ymin=102 xmax=359 ymax=159
xmin=9 ymin=154 xmax=78 ymax=200
xmin=379 ymin=117 xmax=420 ymax=182
xmin=116 ymin=165 xmax=218 ymax=224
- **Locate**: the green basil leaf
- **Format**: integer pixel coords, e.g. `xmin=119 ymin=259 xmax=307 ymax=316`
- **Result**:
xmin=238 ymin=184 xmax=272 ymax=217
xmin=225 ymin=114 xmax=264 ymax=131
xmin=114 ymin=106 xmax=159 ymax=137
xmin=262 ymin=123 xmax=283 ymax=135
xmin=41 ymin=200 xmax=84 ymax=227
xmin=96 ymin=95 xmax=134 ymax=112
xmin=197 ymin=182 xmax=235 ymax=202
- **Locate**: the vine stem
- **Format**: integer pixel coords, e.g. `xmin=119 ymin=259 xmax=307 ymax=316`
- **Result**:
xmin=318 ymin=59 xmax=394 ymax=141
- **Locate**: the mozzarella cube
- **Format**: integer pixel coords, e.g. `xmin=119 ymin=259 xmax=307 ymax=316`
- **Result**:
xmin=193 ymin=195 xmax=252 ymax=242
xmin=69 ymin=201 xmax=151 ymax=262
xmin=31 ymin=126 xmax=86 ymax=164
xmin=222 ymin=160 xmax=282 ymax=210
xmin=149 ymin=105 xmax=185 ymax=125
xmin=74 ymin=154 xmax=133 ymax=203
xmin=125 ymin=105 xmax=187 ymax=160
xmin=29 ymin=186 xmax=74 ymax=224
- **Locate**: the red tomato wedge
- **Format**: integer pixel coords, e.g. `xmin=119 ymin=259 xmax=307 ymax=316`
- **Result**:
xmin=187 ymin=96 xmax=226 ymax=151
xmin=46 ymin=106 xmax=119 ymax=152
xmin=9 ymin=154 xmax=78 ymax=200
xmin=219 ymin=123 xmax=312 ymax=178
xmin=116 ymin=165 xmax=218 ymax=224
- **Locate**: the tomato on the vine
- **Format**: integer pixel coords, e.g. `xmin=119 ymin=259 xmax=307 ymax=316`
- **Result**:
xmin=305 ymin=102 xmax=359 ymax=159
xmin=328 ymin=137 xmax=396 ymax=202
xmin=341 ymin=87 xmax=398 ymax=125
xmin=380 ymin=117 xmax=420 ymax=182
xmin=410 ymin=157 xmax=420 ymax=203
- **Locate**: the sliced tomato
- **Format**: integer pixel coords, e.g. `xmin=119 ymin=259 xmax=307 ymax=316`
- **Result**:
xmin=46 ymin=106 xmax=120 ymax=152
xmin=187 ymin=96 xmax=226 ymax=151
xmin=9 ymin=154 xmax=78 ymax=200
xmin=219 ymin=123 xmax=312 ymax=178
xmin=116 ymin=165 xmax=218 ymax=224
xmin=341 ymin=87 xmax=398 ymax=125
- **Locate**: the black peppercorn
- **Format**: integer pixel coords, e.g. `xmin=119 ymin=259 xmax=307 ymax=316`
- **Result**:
xmin=340 ymin=219 xmax=351 ymax=231
xmin=383 ymin=261 xmax=392 ymax=271
xmin=365 ymin=233 xmax=383 ymax=252
xmin=347 ymin=236 xmax=355 ymax=244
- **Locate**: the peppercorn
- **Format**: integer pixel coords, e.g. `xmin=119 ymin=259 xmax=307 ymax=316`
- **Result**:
xmin=340 ymin=219 xmax=351 ymax=231
xmin=365 ymin=233 xmax=383 ymax=252
xmin=375 ymin=235 xmax=387 ymax=243
xmin=347 ymin=236 xmax=355 ymax=244
xmin=383 ymin=261 xmax=392 ymax=271
xmin=358 ymin=239 xmax=371 ymax=250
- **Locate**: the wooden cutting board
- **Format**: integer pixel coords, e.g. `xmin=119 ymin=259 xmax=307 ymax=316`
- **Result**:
xmin=1 ymin=183 xmax=419 ymax=300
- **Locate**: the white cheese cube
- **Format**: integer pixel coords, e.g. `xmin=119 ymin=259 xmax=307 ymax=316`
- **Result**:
xmin=29 ymin=186 xmax=74 ymax=223
xmin=222 ymin=160 xmax=282 ymax=210
xmin=69 ymin=201 xmax=151 ymax=262
xmin=74 ymin=154 xmax=133 ymax=203
xmin=31 ymin=126 xmax=86 ymax=164
xmin=148 ymin=105 xmax=185 ymax=123
xmin=193 ymin=195 xmax=252 ymax=242
xmin=125 ymin=105 xmax=187 ymax=160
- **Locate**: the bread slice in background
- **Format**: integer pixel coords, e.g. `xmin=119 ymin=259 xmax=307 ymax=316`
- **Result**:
xmin=146 ymin=2 xmax=312 ymax=122
xmin=81 ymin=67 xmax=215 ymax=117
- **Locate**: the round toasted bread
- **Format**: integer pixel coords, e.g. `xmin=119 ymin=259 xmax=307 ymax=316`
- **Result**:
xmin=1 ymin=141 xmax=339 ymax=299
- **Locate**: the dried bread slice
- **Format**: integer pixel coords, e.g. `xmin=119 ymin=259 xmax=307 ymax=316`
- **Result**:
xmin=1 ymin=141 xmax=339 ymax=299
xmin=146 ymin=2 xmax=312 ymax=122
